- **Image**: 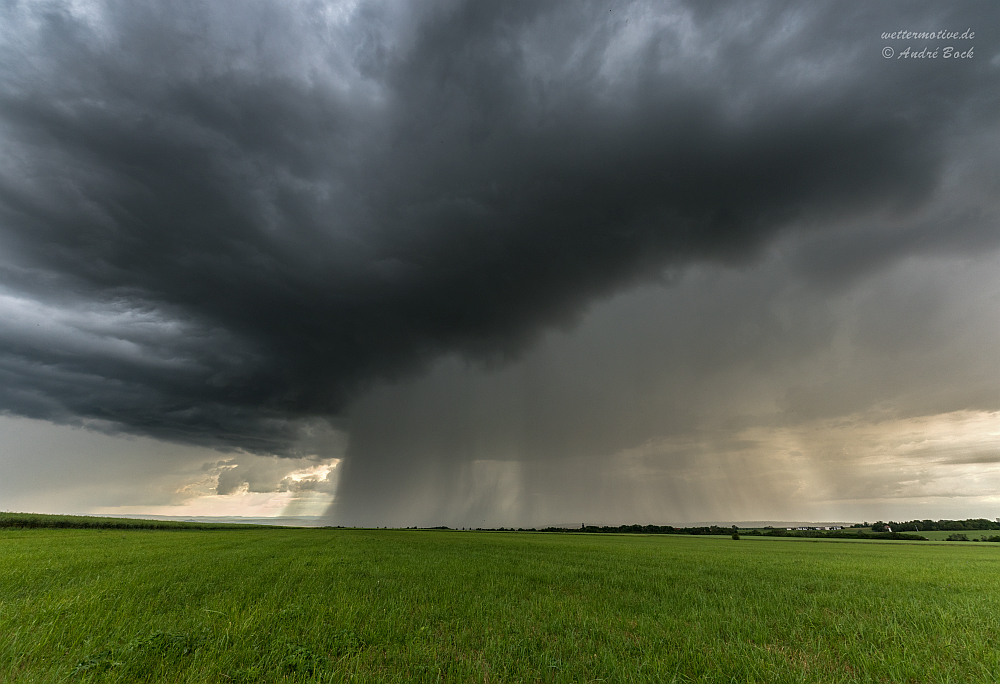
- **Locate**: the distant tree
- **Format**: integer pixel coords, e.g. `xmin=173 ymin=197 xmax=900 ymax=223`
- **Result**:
xmin=731 ymin=532 xmax=740 ymax=540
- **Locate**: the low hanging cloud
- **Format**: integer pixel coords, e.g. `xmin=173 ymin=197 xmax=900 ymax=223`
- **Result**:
xmin=211 ymin=456 xmax=338 ymax=496
xmin=0 ymin=1 xmax=998 ymax=525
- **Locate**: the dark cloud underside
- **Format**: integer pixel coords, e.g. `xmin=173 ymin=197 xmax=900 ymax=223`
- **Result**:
xmin=0 ymin=0 xmax=996 ymax=454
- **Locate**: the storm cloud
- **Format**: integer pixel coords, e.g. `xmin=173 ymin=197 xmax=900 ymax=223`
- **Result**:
xmin=1 ymin=1 xmax=998 ymax=523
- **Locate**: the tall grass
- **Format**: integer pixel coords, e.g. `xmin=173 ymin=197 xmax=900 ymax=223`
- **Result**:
xmin=0 ymin=512 xmax=264 ymax=530
xmin=3 ymin=528 xmax=1000 ymax=682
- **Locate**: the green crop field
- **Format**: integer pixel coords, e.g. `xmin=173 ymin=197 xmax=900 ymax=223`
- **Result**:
xmin=3 ymin=526 xmax=1000 ymax=683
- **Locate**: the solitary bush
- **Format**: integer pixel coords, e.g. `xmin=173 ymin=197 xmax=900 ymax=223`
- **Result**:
xmin=731 ymin=533 xmax=740 ymax=540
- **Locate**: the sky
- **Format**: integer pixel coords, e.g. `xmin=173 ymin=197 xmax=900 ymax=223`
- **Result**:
xmin=0 ymin=0 xmax=998 ymax=526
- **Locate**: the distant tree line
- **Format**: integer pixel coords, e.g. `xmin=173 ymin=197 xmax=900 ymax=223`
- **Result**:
xmin=529 ymin=524 xmax=928 ymax=540
xmin=871 ymin=519 xmax=1000 ymax=532
xmin=946 ymin=533 xmax=1000 ymax=542
xmin=571 ymin=524 xmax=737 ymax=535
xmin=758 ymin=529 xmax=926 ymax=541
xmin=530 ymin=524 xmax=737 ymax=535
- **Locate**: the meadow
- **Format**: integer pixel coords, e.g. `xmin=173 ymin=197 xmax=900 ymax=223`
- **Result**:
xmin=3 ymin=525 xmax=1000 ymax=683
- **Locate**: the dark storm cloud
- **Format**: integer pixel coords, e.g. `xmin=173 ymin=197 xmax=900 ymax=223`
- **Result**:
xmin=0 ymin=0 xmax=996 ymax=452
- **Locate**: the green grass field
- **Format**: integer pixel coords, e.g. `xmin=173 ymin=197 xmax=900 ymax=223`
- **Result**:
xmin=0 ymin=512 xmax=262 ymax=531
xmin=3 ymin=527 xmax=1000 ymax=683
